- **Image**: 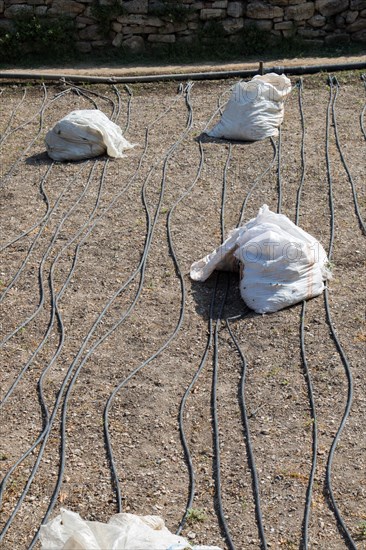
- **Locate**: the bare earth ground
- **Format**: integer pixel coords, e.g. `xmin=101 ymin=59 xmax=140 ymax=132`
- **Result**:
xmin=0 ymin=70 xmax=365 ymax=550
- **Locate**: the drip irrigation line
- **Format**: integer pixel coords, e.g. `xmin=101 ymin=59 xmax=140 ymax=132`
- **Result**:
xmin=0 ymin=163 xmax=52 ymax=253
xmin=221 ymin=144 xmax=232 ymax=240
xmin=1 ymin=61 xmax=366 ymax=85
xmin=102 ymin=82 xmax=194 ymax=516
xmin=361 ymin=74 xmax=366 ymax=140
xmin=331 ymin=76 xmax=366 ymax=235
xmin=325 ymin=76 xmax=335 ymax=260
xmin=123 ymin=85 xmax=133 ymax=135
xmin=61 ymin=79 xmax=117 ymax=118
xmin=0 ymin=162 xmax=88 ymax=346
xmin=0 ymin=163 xmax=53 ymax=304
xmin=323 ymin=288 xmax=356 ymax=550
xmin=0 ymin=82 xmax=125 ymax=340
xmin=299 ymin=301 xmax=318 ymax=550
xmin=0 ymin=84 xmax=183 ymax=544
xmin=0 ymin=87 xmax=27 ymax=146
xmin=226 ymin=314 xmax=267 ymax=550
xmin=295 ymin=78 xmax=306 ymax=227
xmin=181 ymin=111 xmax=278 ymax=546
xmin=238 ymin=138 xmax=278 ymax=226
xmin=0 ymin=86 xmax=126 ymax=519
xmin=224 ymin=135 xmax=280 ymax=549
xmin=19 ymin=84 xmax=191 ymax=548
xmin=294 ymin=78 xmax=318 ymax=550
xmin=176 ymin=268 xmax=215 ymax=536
xmin=323 ymin=75 xmax=356 ymax=550
xmin=0 ymin=83 xmax=114 ymax=253
xmin=0 ymin=162 xmax=98 ymax=403
xmin=211 ymin=150 xmax=236 ymax=549
xmin=175 ymin=91 xmax=235 ymax=535
xmin=277 ymin=126 xmax=282 ymax=214
xmin=211 ymin=275 xmax=235 ymax=550
xmin=0 ymin=83 xmax=48 ymax=190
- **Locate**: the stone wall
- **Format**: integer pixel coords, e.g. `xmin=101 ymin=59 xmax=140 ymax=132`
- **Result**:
xmin=0 ymin=0 xmax=365 ymax=53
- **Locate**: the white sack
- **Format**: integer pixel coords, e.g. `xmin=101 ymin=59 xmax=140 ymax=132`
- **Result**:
xmin=40 ymin=508 xmax=223 ymax=550
xmin=207 ymin=74 xmax=292 ymax=141
xmin=190 ymin=205 xmax=331 ymax=314
xmin=45 ymin=110 xmax=134 ymax=161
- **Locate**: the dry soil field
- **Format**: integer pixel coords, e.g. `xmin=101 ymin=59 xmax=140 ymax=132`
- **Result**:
xmin=0 ymin=71 xmax=365 ymax=550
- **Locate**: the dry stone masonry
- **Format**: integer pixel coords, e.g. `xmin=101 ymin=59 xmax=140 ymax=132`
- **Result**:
xmin=0 ymin=0 xmax=365 ymax=52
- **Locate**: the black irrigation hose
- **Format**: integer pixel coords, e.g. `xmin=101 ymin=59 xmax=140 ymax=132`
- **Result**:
xmin=0 ymin=82 xmax=123 ymax=341
xmin=295 ymin=78 xmax=306 ymax=227
xmin=18 ymin=83 xmax=190 ymax=547
xmin=299 ymin=300 xmax=318 ymax=550
xmin=180 ymin=122 xmax=278 ymax=547
xmin=323 ymin=288 xmax=356 ymax=550
xmin=211 ymin=275 xmax=235 ymax=550
xmin=123 ymin=84 xmax=133 ymax=135
xmin=0 ymin=83 xmax=48 ymax=190
xmin=61 ymin=79 xmax=118 ymax=119
xmin=295 ymin=78 xmax=318 ymax=550
xmin=0 ymin=163 xmax=52 ymax=254
xmin=331 ymin=76 xmax=366 ymax=235
xmin=226 ymin=314 xmax=267 ymax=550
xmin=176 ymin=92 xmax=234 ymax=535
xmin=210 ymin=150 xmax=236 ymax=550
xmin=325 ymin=77 xmax=335 ymax=260
xmin=1 ymin=61 xmax=366 ymax=85
xmin=277 ymin=126 xmax=282 ymax=215
xmin=0 ymin=162 xmax=97 ymax=402
xmin=227 ymin=137 xmax=280 ymax=550
xmin=221 ymin=143 xmax=232 ymax=240
xmin=0 ymin=162 xmax=88 ymax=346
xmin=323 ymin=75 xmax=357 ymax=550
xmin=361 ymin=74 xmax=366 ymax=140
xmin=177 ymin=268 xmax=215 ymax=536
xmin=0 ymin=85 xmax=128 ymax=535
xmin=103 ymin=82 xmax=194 ymax=514
xmin=179 ymin=109 xmax=278 ymax=546
xmin=0 ymin=163 xmax=53 ymax=304
xmin=238 ymin=137 xmax=278 ymax=226
xmin=0 ymin=87 xmax=27 ymax=146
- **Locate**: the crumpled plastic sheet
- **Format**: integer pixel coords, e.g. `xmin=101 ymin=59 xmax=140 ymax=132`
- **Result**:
xmin=39 ymin=508 xmax=223 ymax=550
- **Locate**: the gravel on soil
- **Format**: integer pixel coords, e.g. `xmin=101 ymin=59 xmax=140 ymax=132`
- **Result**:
xmin=0 ymin=70 xmax=365 ymax=550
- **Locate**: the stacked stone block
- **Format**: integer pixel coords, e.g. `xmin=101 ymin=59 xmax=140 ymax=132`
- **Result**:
xmin=0 ymin=0 xmax=364 ymax=52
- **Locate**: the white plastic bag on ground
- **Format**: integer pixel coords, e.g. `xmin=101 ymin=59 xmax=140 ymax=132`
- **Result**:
xmin=45 ymin=110 xmax=134 ymax=161
xmin=40 ymin=508 xmax=223 ymax=550
xmin=190 ymin=205 xmax=331 ymax=314
xmin=207 ymin=74 xmax=292 ymax=141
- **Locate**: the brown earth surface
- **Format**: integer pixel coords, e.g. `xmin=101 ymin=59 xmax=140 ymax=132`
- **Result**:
xmin=0 ymin=70 xmax=365 ymax=550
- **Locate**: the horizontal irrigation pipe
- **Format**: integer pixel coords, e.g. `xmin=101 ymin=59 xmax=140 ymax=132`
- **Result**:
xmin=0 ymin=62 xmax=366 ymax=84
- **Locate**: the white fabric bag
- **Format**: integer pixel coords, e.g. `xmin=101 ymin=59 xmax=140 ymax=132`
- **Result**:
xmin=40 ymin=508 xmax=223 ymax=550
xmin=207 ymin=74 xmax=292 ymax=141
xmin=190 ymin=205 xmax=331 ymax=314
xmin=45 ymin=110 xmax=134 ymax=161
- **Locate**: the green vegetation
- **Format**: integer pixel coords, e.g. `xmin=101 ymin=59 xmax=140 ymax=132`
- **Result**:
xmin=0 ymin=12 xmax=364 ymax=68
xmin=91 ymin=0 xmax=127 ymax=36
xmin=0 ymin=15 xmax=75 ymax=63
xmin=355 ymin=521 xmax=366 ymax=541
xmin=149 ymin=0 xmax=189 ymax=22
xmin=186 ymin=507 xmax=207 ymax=524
